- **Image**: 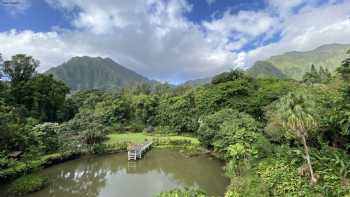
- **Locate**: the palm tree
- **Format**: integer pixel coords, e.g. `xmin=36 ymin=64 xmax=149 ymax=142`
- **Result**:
xmin=276 ymin=92 xmax=319 ymax=184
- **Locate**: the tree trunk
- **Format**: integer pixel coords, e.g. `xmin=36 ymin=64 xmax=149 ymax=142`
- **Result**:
xmin=301 ymin=135 xmax=317 ymax=184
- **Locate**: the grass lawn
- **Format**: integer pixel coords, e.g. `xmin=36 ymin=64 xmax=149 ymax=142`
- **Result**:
xmin=106 ymin=132 xmax=200 ymax=146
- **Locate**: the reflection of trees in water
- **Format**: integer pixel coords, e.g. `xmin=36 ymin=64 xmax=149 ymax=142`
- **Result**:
xmin=121 ymin=150 xmax=229 ymax=196
xmin=45 ymin=158 xmax=109 ymax=197
xmin=28 ymin=150 xmax=228 ymax=197
xmin=84 ymin=150 xmax=228 ymax=195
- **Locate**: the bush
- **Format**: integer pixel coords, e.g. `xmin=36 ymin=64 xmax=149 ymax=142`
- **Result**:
xmin=211 ymin=70 xmax=249 ymax=84
xmin=6 ymin=175 xmax=48 ymax=196
xmin=107 ymin=141 xmax=129 ymax=152
xmin=225 ymin=173 xmax=269 ymax=197
xmin=155 ymin=188 xmax=208 ymax=197
xmin=0 ymin=152 xmax=17 ymax=170
xmin=152 ymin=138 xmax=193 ymax=146
xmin=91 ymin=144 xmax=108 ymax=154
xmin=198 ymin=109 xmax=268 ymax=160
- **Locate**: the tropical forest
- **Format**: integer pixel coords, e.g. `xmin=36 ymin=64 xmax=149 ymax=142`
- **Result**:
xmin=1 ymin=1 xmax=350 ymax=197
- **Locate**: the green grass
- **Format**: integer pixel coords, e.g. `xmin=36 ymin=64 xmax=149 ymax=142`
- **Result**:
xmin=106 ymin=133 xmax=200 ymax=146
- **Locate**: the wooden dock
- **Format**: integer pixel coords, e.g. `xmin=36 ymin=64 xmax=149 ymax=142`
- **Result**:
xmin=127 ymin=141 xmax=152 ymax=160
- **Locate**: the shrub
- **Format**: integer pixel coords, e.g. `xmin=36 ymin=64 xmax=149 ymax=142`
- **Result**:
xmin=225 ymin=173 xmax=269 ymax=197
xmin=91 ymin=144 xmax=108 ymax=154
xmin=156 ymin=188 xmax=208 ymax=197
xmin=6 ymin=175 xmax=48 ymax=196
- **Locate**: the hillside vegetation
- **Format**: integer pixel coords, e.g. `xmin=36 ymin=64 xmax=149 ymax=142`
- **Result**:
xmin=45 ymin=56 xmax=149 ymax=91
xmin=247 ymin=61 xmax=286 ymax=79
xmin=248 ymin=43 xmax=350 ymax=80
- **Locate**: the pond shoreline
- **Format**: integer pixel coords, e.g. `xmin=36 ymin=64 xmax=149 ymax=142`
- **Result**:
xmin=1 ymin=133 xmax=212 ymax=184
xmin=1 ymin=149 xmax=229 ymax=197
xmin=1 ymin=133 xmax=230 ymax=197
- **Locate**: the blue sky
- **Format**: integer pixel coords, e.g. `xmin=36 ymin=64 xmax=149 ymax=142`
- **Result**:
xmin=0 ymin=0 xmax=350 ymax=83
xmin=0 ymin=1 xmax=268 ymax=31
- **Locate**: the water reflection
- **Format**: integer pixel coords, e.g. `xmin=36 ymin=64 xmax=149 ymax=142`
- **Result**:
xmin=24 ymin=150 xmax=229 ymax=197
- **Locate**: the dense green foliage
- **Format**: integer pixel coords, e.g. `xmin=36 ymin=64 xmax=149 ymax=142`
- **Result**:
xmin=2 ymin=50 xmax=350 ymax=196
xmin=302 ymin=65 xmax=332 ymax=84
xmin=5 ymin=175 xmax=48 ymax=196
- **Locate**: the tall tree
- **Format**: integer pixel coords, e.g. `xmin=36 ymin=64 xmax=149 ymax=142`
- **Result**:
xmin=29 ymin=74 xmax=70 ymax=122
xmin=337 ymin=50 xmax=350 ymax=81
xmin=4 ymin=54 xmax=38 ymax=84
xmin=3 ymin=55 xmax=39 ymax=108
xmin=266 ymin=92 xmax=319 ymax=184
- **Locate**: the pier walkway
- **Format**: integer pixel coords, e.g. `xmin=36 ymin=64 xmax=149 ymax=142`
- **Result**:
xmin=127 ymin=141 xmax=152 ymax=160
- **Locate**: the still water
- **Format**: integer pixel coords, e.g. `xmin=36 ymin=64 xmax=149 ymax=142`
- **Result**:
xmin=23 ymin=150 xmax=229 ymax=197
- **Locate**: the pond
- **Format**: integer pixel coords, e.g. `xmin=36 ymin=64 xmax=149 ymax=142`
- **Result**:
xmin=16 ymin=150 xmax=229 ymax=197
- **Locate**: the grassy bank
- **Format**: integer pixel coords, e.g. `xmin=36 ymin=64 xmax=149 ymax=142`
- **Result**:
xmin=1 ymin=133 xmax=201 ymax=184
xmin=105 ymin=132 xmax=202 ymax=155
xmin=106 ymin=132 xmax=199 ymax=145
xmin=0 ymin=152 xmax=80 ymax=183
xmin=4 ymin=175 xmax=48 ymax=196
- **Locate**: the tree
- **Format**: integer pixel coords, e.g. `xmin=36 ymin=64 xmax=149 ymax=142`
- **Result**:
xmin=302 ymin=65 xmax=331 ymax=84
xmin=157 ymin=92 xmax=198 ymax=133
xmin=32 ymin=123 xmax=61 ymax=153
xmin=211 ymin=69 xmax=250 ymax=84
xmin=4 ymin=54 xmax=38 ymax=84
xmin=265 ymin=92 xmax=320 ymax=184
xmin=337 ymin=50 xmax=350 ymax=81
xmin=28 ymin=74 xmax=70 ymax=122
xmin=2 ymin=55 xmax=71 ymax=121
xmin=198 ymin=109 xmax=262 ymax=153
xmin=319 ymin=66 xmax=331 ymax=82
xmin=131 ymin=94 xmax=159 ymax=126
xmin=0 ymin=101 xmax=23 ymax=151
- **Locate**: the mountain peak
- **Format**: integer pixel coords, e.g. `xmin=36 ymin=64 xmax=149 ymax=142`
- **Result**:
xmin=45 ymin=56 xmax=148 ymax=91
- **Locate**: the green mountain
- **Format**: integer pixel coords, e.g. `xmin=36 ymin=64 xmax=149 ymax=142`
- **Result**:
xmin=183 ymin=77 xmax=211 ymax=86
xmin=247 ymin=61 xmax=286 ymax=79
xmin=45 ymin=56 xmax=149 ymax=91
xmin=248 ymin=43 xmax=350 ymax=80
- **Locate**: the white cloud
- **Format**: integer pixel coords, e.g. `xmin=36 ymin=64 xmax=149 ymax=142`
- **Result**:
xmin=246 ymin=1 xmax=350 ymax=65
xmin=203 ymin=10 xmax=279 ymax=51
xmin=0 ymin=0 xmax=350 ymax=83
xmin=0 ymin=0 xmax=237 ymax=82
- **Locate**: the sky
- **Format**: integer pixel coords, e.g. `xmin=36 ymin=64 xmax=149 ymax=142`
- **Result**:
xmin=0 ymin=0 xmax=350 ymax=83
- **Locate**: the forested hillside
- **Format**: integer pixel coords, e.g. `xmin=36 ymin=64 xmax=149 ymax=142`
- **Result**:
xmin=248 ymin=43 xmax=350 ymax=80
xmin=247 ymin=61 xmax=286 ymax=79
xmin=45 ymin=56 xmax=149 ymax=91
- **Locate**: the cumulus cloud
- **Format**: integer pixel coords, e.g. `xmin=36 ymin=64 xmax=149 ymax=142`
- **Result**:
xmin=1 ymin=0 xmax=237 ymax=82
xmin=203 ymin=10 xmax=279 ymax=52
xmin=0 ymin=0 xmax=350 ymax=83
xmin=246 ymin=1 xmax=350 ymax=65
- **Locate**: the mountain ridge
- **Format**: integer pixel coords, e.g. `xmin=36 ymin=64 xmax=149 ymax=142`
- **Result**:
xmin=248 ymin=43 xmax=350 ymax=80
xmin=45 ymin=56 xmax=149 ymax=91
